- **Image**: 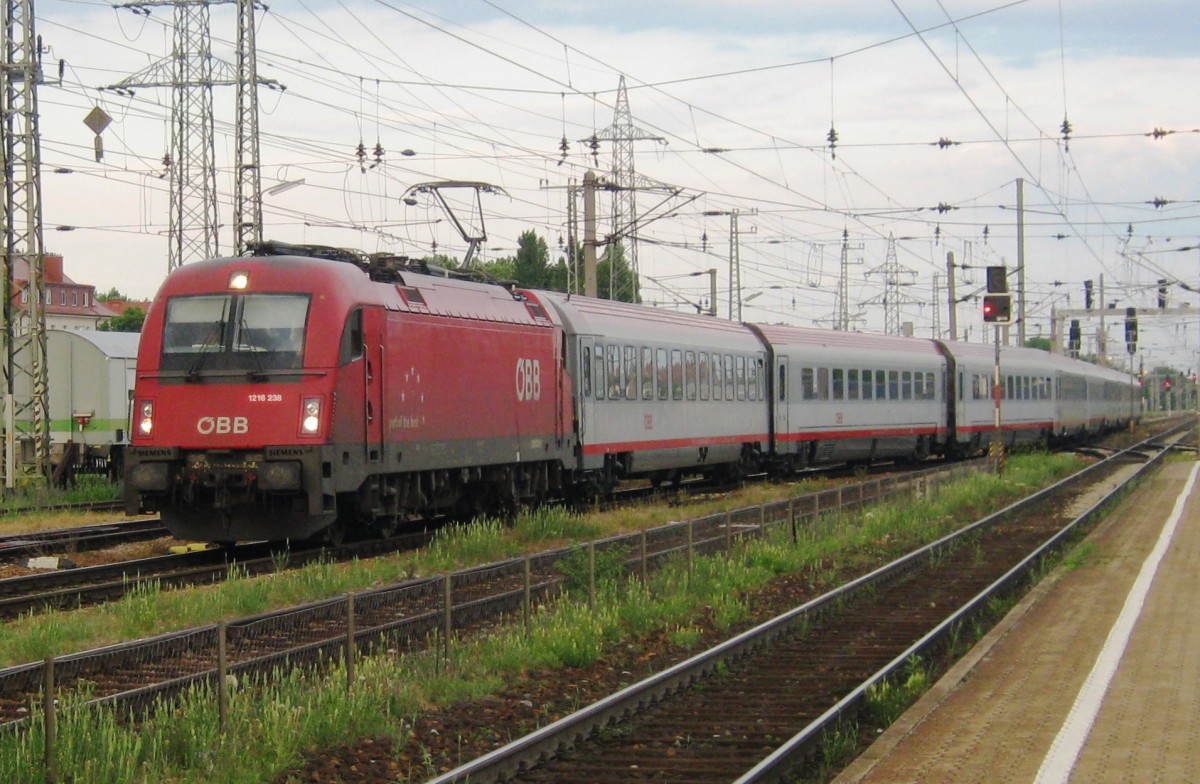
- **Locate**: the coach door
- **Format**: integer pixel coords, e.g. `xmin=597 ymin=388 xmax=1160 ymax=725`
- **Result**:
xmin=362 ymin=307 xmax=385 ymax=464
xmin=576 ymin=336 xmax=596 ymax=467
xmin=774 ymin=355 xmax=790 ymax=454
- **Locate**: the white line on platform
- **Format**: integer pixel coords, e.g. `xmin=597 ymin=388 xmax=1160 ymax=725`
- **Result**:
xmin=1034 ymin=461 xmax=1200 ymax=784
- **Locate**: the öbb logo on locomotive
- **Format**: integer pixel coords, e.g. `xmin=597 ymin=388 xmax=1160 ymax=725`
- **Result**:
xmin=516 ymin=357 xmax=541 ymax=401
xmin=196 ymin=416 xmax=249 ymax=435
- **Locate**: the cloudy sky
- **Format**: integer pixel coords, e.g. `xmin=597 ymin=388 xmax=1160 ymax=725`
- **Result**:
xmin=32 ymin=0 xmax=1200 ymax=371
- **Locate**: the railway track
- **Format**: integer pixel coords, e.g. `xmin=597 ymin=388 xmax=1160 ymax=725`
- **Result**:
xmin=0 ymin=499 xmax=125 ymax=518
xmin=417 ymin=426 xmax=1187 ymax=784
xmin=0 ymin=517 xmax=166 ymax=563
xmin=0 ymin=526 xmax=445 ymax=620
xmin=0 ymin=419 xmax=1186 ymax=750
xmin=0 ymin=457 xmax=981 ymax=727
xmin=0 ymin=453 xmax=940 ymax=618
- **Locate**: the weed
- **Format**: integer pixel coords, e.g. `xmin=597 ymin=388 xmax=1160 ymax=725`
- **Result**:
xmin=865 ymin=656 xmax=929 ymax=727
xmin=1061 ymin=541 xmax=1095 ymax=572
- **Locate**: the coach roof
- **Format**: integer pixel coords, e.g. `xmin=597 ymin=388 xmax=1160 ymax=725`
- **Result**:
xmin=535 ymin=290 xmax=762 ymax=350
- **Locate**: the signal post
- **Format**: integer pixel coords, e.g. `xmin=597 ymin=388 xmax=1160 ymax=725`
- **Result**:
xmin=984 ymin=266 xmax=1013 ymax=474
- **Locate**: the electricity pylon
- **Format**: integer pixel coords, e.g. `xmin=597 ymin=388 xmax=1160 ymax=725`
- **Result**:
xmin=111 ymin=0 xmax=238 ymax=272
xmin=1 ymin=0 xmax=51 ymax=486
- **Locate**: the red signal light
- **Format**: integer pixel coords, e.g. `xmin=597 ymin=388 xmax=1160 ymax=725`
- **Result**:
xmin=982 ymin=294 xmax=1012 ymax=324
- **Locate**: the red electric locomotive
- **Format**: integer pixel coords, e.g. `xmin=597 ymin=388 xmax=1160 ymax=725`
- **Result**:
xmin=124 ymin=244 xmax=573 ymax=543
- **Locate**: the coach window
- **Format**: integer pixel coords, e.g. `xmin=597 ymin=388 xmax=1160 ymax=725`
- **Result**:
xmin=801 ymin=367 xmax=815 ymax=400
xmin=656 ymin=348 xmax=669 ymax=400
xmin=669 ymin=349 xmax=683 ymax=400
xmin=581 ymin=347 xmax=592 ymax=397
xmin=699 ymin=353 xmax=710 ymax=400
xmin=641 ymin=347 xmax=654 ymax=400
xmin=888 ymin=370 xmax=899 ymax=400
xmin=817 ymin=367 xmax=830 ymax=400
xmin=593 ymin=344 xmax=605 ymax=400
xmin=832 ymin=368 xmax=844 ymax=401
xmin=724 ymin=354 xmax=735 ymax=400
xmin=858 ymin=369 xmax=871 ymax=401
xmin=912 ymin=372 xmax=923 ymax=400
xmin=847 ymin=369 xmax=859 ymax=401
xmin=623 ymin=346 xmax=638 ymax=399
xmin=749 ymin=358 xmax=761 ymax=400
xmin=606 ymin=345 xmax=621 ymax=399
xmin=685 ymin=351 xmax=697 ymax=400
xmin=733 ymin=355 xmax=745 ymax=400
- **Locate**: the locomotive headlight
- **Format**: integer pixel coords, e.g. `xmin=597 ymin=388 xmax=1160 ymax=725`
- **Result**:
xmin=300 ymin=396 xmax=322 ymax=435
xmin=228 ymin=271 xmax=250 ymax=290
xmin=137 ymin=399 xmax=154 ymax=436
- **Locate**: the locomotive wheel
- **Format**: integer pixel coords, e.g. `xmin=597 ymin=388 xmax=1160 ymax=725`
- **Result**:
xmin=375 ymin=516 xmax=399 ymax=539
xmin=318 ymin=519 xmax=347 ymax=547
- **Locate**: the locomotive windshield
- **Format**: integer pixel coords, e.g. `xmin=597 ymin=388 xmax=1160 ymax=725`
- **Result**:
xmin=161 ymin=293 xmax=311 ymax=377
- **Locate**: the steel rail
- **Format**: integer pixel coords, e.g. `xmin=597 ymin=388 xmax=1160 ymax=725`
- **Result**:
xmin=422 ymin=424 xmax=1188 ymax=784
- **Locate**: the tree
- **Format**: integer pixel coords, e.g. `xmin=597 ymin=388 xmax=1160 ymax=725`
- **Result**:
xmin=1024 ymin=337 xmax=1052 ymax=352
xmin=512 ymin=229 xmax=552 ymax=289
xmin=98 ymin=306 xmax=146 ymax=333
xmin=95 ymin=287 xmax=125 ymax=302
xmin=597 ymin=242 xmax=641 ymax=304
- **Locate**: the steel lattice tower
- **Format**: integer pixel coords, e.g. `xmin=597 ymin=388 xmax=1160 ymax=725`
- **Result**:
xmin=593 ymin=76 xmax=665 ymax=301
xmin=862 ymin=233 xmax=921 ymax=336
xmin=834 ymin=232 xmax=851 ymax=331
xmin=112 ymin=1 xmax=237 ymax=272
xmin=1 ymin=0 xmax=50 ymax=485
xmin=234 ymin=0 xmax=263 ymax=254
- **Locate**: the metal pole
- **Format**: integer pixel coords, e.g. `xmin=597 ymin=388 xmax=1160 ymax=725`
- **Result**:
xmin=946 ymin=251 xmax=958 ymax=341
xmin=583 ymin=171 xmax=598 ymax=298
xmin=218 ymin=621 xmax=228 ymax=730
xmin=44 ymin=656 xmax=56 ymax=784
xmin=992 ymin=324 xmax=1004 ymax=474
xmin=345 ymin=592 xmax=355 ymax=691
xmin=1016 ymin=178 xmax=1026 ymax=346
xmin=523 ymin=554 xmax=531 ymax=637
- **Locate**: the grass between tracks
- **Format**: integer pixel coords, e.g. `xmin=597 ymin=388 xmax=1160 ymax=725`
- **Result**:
xmin=0 ymin=476 xmax=124 ymax=535
xmin=0 ymin=453 xmax=1084 ymax=784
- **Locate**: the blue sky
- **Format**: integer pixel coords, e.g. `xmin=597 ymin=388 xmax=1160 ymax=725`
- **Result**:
xmin=33 ymin=0 xmax=1200 ymax=371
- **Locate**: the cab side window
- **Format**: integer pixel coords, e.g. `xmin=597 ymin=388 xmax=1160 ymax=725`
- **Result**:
xmin=339 ymin=308 xmax=364 ymax=365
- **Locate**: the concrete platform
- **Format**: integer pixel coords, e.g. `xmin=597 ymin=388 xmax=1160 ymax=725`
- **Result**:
xmin=835 ymin=457 xmax=1200 ymax=784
